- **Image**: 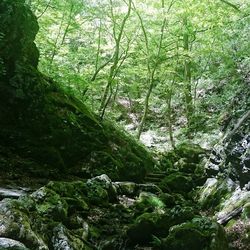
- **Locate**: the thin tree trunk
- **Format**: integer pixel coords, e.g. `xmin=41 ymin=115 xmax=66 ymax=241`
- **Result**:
xmin=99 ymin=0 xmax=132 ymax=119
xmin=50 ymin=11 xmax=66 ymax=65
xmin=37 ymin=0 xmax=52 ymax=19
xmin=183 ymin=16 xmax=194 ymax=129
xmin=166 ymin=77 xmax=176 ymax=149
xmin=137 ymin=16 xmax=167 ymax=139
xmin=61 ymin=3 xmax=74 ymax=46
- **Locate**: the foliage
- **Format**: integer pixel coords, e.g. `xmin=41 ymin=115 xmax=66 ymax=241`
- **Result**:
xmin=27 ymin=0 xmax=250 ymax=144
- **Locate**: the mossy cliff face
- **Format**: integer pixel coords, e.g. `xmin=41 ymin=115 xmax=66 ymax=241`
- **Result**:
xmin=0 ymin=0 xmax=154 ymax=181
xmin=0 ymin=0 xmax=39 ymax=78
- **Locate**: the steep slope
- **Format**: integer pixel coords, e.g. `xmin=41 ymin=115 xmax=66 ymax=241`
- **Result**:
xmin=0 ymin=0 xmax=154 ymax=183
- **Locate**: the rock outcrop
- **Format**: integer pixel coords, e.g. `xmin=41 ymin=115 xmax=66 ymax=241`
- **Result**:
xmin=198 ymin=84 xmax=250 ymax=249
xmin=0 ymin=0 xmax=154 ymax=182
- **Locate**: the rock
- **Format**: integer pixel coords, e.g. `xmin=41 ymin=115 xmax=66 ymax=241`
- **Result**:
xmin=30 ymin=187 xmax=68 ymax=222
xmin=242 ymin=202 xmax=250 ymax=220
xmin=127 ymin=204 xmax=196 ymax=245
xmin=175 ymin=158 xmax=198 ymax=174
xmin=205 ymin=145 xmax=225 ymax=177
xmin=174 ymin=143 xmax=206 ymax=164
xmin=0 ymin=238 xmax=29 ymax=250
xmin=159 ymin=173 xmax=193 ymax=194
xmin=158 ymin=193 xmax=175 ymax=207
xmin=46 ymin=181 xmax=86 ymax=198
xmin=86 ymin=175 xmax=117 ymax=203
xmin=216 ymin=187 xmax=250 ymax=223
xmin=198 ymin=178 xmax=236 ymax=209
xmin=161 ymin=217 xmax=228 ymax=250
xmin=168 ymin=205 xmax=196 ymax=225
xmin=0 ymin=0 xmax=39 ymax=79
xmin=52 ymin=224 xmax=90 ymax=250
xmin=0 ymin=188 xmax=27 ymax=200
xmin=137 ymin=183 xmax=162 ymax=194
xmin=64 ymin=198 xmax=89 ymax=215
xmin=135 ymin=192 xmax=165 ymax=213
xmin=127 ymin=212 xmax=161 ymax=244
xmin=0 ymin=199 xmax=48 ymax=250
xmin=114 ymin=182 xmax=137 ymax=196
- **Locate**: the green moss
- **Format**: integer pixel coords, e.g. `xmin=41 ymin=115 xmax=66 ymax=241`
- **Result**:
xmin=242 ymin=202 xmax=250 ymax=220
xmin=162 ymin=217 xmax=228 ymax=250
xmin=160 ymin=173 xmax=193 ymax=194
xmin=175 ymin=143 xmax=206 ymax=163
xmin=46 ymin=181 xmax=87 ymax=198
xmin=31 ymin=187 xmax=68 ymax=222
xmin=127 ymin=212 xmax=161 ymax=244
xmin=135 ymin=192 xmax=165 ymax=213
xmin=198 ymin=178 xmax=233 ymax=210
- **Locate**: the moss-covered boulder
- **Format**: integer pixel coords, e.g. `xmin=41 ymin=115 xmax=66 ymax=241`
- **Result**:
xmin=51 ymin=224 xmax=90 ymax=250
xmin=134 ymin=192 xmax=165 ymax=213
xmin=0 ymin=199 xmax=48 ymax=249
xmin=127 ymin=204 xmax=197 ymax=245
xmin=127 ymin=212 xmax=161 ymax=244
xmin=30 ymin=187 xmax=68 ymax=222
xmin=198 ymin=177 xmax=236 ymax=210
xmin=161 ymin=217 xmax=228 ymax=250
xmin=159 ymin=173 xmax=194 ymax=194
xmin=86 ymin=174 xmax=117 ymax=204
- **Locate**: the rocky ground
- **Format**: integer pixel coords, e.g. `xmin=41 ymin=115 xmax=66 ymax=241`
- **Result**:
xmin=1 ymin=143 xmax=249 ymax=250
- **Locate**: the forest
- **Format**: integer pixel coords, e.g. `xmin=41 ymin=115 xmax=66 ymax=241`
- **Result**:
xmin=0 ymin=0 xmax=249 ymax=249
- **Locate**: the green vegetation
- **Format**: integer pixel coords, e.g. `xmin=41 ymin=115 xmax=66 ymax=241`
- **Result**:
xmin=28 ymin=0 xmax=249 ymax=144
xmin=0 ymin=0 xmax=250 ymax=249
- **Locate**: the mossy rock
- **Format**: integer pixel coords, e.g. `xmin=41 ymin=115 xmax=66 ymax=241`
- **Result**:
xmin=134 ymin=192 xmax=165 ymax=213
xmin=46 ymin=181 xmax=87 ymax=199
xmin=86 ymin=175 xmax=117 ymax=203
xmin=175 ymin=143 xmax=206 ymax=163
xmin=162 ymin=217 xmax=228 ymax=250
xmin=159 ymin=173 xmax=193 ymax=194
xmin=127 ymin=212 xmax=161 ymax=244
xmin=0 ymin=199 xmax=48 ymax=249
xmin=198 ymin=178 xmax=235 ymax=210
xmin=242 ymin=202 xmax=250 ymax=220
xmin=30 ymin=187 xmax=68 ymax=222
xmin=168 ymin=205 xmax=196 ymax=225
xmin=63 ymin=197 xmax=89 ymax=215
xmin=158 ymin=193 xmax=175 ymax=207
xmin=0 ymin=238 xmax=30 ymax=250
xmin=52 ymin=223 xmax=91 ymax=250
xmin=114 ymin=182 xmax=137 ymax=196
xmin=127 ymin=205 xmax=196 ymax=245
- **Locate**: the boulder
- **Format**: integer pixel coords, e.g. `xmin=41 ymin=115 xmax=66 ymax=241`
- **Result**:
xmin=31 ymin=187 xmax=68 ymax=222
xmin=86 ymin=175 xmax=117 ymax=204
xmin=134 ymin=192 xmax=165 ymax=213
xmin=198 ymin=178 xmax=236 ymax=209
xmin=0 ymin=238 xmax=29 ymax=250
xmin=52 ymin=224 xmax=90 ymax=250
xmin=162 ymin=217 xmax=228 ymax=250
xmin=160 ymin=173 xmax=193 ymax=194
xmin=0 ymin=199 xmax=48 ymax=250
xmin=0 ymin=0 xmax=39 ymax=79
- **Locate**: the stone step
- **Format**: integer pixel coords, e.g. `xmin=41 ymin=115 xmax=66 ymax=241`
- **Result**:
xmin=146 ymin=173 xmax=167 ymax=178
xmin=153 ymin=171 xmax=167 ymax=175
xmin=144 ymin=177 xmax=162 ymax=183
